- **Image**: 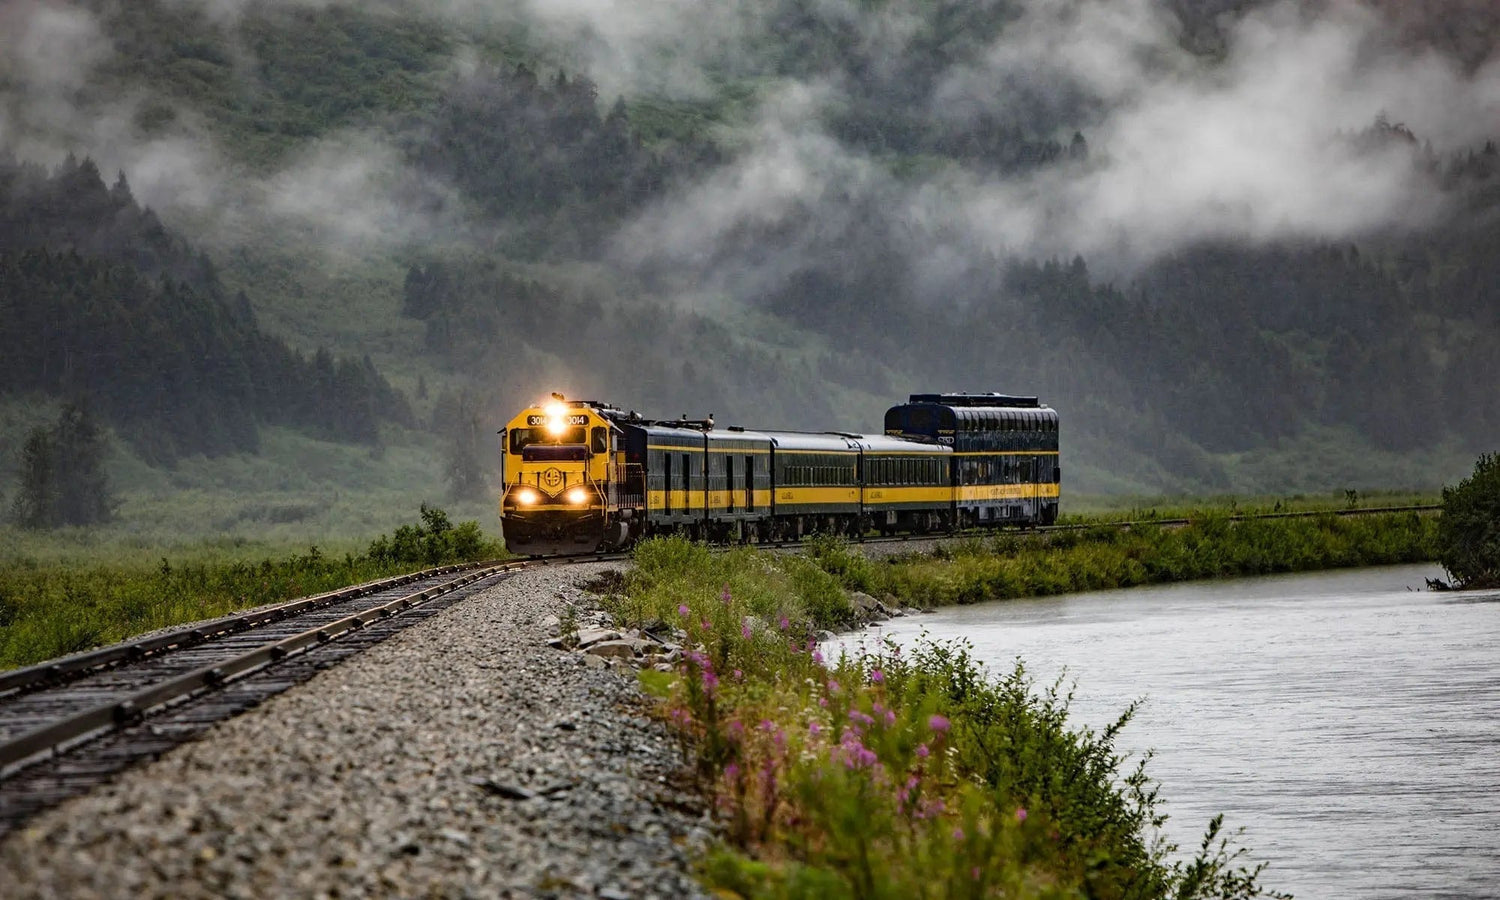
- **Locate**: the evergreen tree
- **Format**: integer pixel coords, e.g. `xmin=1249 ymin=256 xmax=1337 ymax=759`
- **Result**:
xmin=10 ymin=403 xmax=114 ymax=529
xmin=11 ymin=427 xmax=56 ymax=530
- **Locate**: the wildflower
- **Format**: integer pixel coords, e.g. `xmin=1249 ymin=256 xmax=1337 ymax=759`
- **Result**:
xmin=848 ymin=709 xmax=874 ymax=727
xmin=808 ymin=721 xmax=822 ymax=736
xmin=916 ymin=743 xmax=929 ymax=758
xmin=779 ymin=616 xmax=790 ymax=630
xmin=733 ymin=668 xmax=743 ymax=681
xmin=928 ymin=714 xmax=950 ymax=734
xmin=883 ymin=708 xmax=896 ymax=726
xmin=741 ymin=620 xmax=753 ymax=640
xmin=971 ymin=867 xmax=981 ymax=881
xmin=678 ymin=604 xmax=690 ymax=618
xmin=811 ymin=648 xmax=824 ymax=665
xmin=952 ymin=826 xmax=965 ymax=841
xmin=724 ymin=763 xmax=740 ymax=782
xmin=727 ymin=720 xmax=744 ymax=740
xmin=869 ymin=669 xmax=884 ymax=684
xmin=701 ymin=619 xmax=711 ymax=631
xmin=721 ymin=584 xmax=732 ymax=604
xmin=827 ymin=680 xmax=841 ymax=695
xmin=1015 ymin=807 xmax=1028 ymax=823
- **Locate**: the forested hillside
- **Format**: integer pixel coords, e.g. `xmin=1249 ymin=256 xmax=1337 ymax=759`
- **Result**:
xmin=0 ymin=154 xmax=409 ymax=462
xmin=2 ymin=0 xmax=1499 ymax=518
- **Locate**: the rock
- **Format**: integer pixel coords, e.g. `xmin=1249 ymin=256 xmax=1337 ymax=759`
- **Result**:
xmin=468 ymin=778 xmax=535 ymax=801
xmin=847 ymin=591 xmax=891 ymax=621
xmin=538 ymin=614 xmax=561 ymax=634
xmin=574 ymin=628 xmax=622 ymax=648
xmin=584 ymin=640 xmax=638 ymax=660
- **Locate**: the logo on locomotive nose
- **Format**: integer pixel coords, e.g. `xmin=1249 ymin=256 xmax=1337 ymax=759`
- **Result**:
xmin=542 ymin=467 xmax=565 ymax=491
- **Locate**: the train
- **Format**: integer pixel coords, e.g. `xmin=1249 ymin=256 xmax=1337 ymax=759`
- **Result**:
xmin=498 ymin=392 xmax=1060 ymax=556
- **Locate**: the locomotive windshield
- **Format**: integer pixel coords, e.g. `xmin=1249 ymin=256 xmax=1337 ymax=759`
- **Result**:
xmin=509 ymin=426 xmax=587 ymax=453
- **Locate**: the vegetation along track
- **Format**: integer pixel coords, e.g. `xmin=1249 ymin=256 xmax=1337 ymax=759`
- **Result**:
xmin=0 ymin=504 xmax=1434 ymax=836
xmin=0 ymin=558 xmax=622 ymax=837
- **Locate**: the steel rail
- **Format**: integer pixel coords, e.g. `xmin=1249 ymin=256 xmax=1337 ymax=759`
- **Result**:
xmin=0 ymin=564 xmax=513 ymax=775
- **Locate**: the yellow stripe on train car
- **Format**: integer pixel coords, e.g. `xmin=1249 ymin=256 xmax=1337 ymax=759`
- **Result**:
xmin=955 ymin=483 xmax=1061 ymax=502
xmin=705 ymin=490 xmax=775 ymax=510
xmin=774 ymin=487 xmax=861 ymax=505
xmin=863 ymin=486 xmax=953 ymax=504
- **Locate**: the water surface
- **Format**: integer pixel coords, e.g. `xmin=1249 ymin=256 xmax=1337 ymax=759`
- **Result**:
xmin=833 ymin=565 xmax=1500 ymax=899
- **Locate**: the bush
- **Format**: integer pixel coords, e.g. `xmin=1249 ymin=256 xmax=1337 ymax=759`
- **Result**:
xmin=1438 ymin=453 xmax=1500 ymax=588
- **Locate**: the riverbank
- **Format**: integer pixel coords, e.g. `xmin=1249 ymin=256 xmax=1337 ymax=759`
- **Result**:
xmin=816 ymin=509 xmax=1437 ymax=619
xmin=597 ymin=513 xmax=1434 ymax=896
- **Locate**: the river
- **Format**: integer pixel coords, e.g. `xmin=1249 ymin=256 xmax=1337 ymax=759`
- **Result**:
xmin=831 ymin=564 xmax=1500 ymax=899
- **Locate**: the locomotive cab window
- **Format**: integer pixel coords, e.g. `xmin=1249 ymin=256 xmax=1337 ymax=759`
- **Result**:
xmin=590 ymin=427 xmax=608 ymax=453
xmin=510 ymin=426 xmax=586 ymax=452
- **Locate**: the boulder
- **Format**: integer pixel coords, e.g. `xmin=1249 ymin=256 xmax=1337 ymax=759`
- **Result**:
xmin=574 ymin=628 xmax=623 ymax=649
xmin=584 ymin=640 xmax=639 ymax=660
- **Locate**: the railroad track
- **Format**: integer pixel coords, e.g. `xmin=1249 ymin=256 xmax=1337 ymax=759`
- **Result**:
xmin=0 ymin=503 xmax=1435 ymax=836
xmin=0 ymin=558 xmax=631 ymax=837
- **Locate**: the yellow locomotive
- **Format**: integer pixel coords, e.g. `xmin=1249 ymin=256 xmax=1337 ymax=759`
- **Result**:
xmin=499 ymin=392 xmax=1059 ymax=556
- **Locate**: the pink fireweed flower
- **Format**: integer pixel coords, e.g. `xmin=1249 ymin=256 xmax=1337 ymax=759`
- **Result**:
xmin=971 ymin=867 xmax=981 ymax=881
xmin=869 ymin=669 xmax=884 ymax=684
xmin=727 ymin=720 xmax=744 ymax=739
xmin=848 ymin=709 xmax=874 ymax=727
xmin=808 ymin=721 xmax=822 ymax=736
xmin=721 ymin=584 xmax=732 ymax=604
xmin=916 ymin=743 xmax=929 ymax=759
xmin=701 ymin=670 xmax=719 ymax=692
xmin=883 ymin=708 xmax=896 ymax=726
xmin=724 ymin=763 xmax=740 ymax=782
xmin=811 ymin=648 xmax=824 ymax=665
xmin=778 ymin=616 xmax=790 ymax=630
xmin=1015 ymin=807 xmax=1028 ymax=822
xmin=818 ymin=696 xmax=828 ymax=708
xmin=701 ymin=619 xmax=711 ymax=631
xmin=952 ymin=826 xmax=965 ymax=841
xmin=741 ymin=620 xmax=753 ymax=640
xmin=733 ymin=668 xmax=743 ymax=681
xmin=928 ymin=714 xmax=950 ymax=734
xmin=678 ymin=604 xmax=690 ymax=618
xmin=827 ymin=680 xmax=841 ymax=695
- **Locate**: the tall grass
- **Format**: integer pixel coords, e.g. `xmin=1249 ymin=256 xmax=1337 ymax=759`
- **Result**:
xmin=0 ymin=507 xmax=503 ymax=670
xmin=622 ymin=536 xmax=1290 ymax=899
xmin=822 ymin=511 xmax=1437 ymax=609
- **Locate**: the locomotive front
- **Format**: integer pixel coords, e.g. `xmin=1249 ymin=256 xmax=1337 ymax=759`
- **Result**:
xmin=499 ymin=396 xmax=622 ymax=555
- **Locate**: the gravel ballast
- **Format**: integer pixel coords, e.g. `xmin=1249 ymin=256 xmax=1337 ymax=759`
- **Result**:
xmin=0 ymin=563 xmax=710 ymax=899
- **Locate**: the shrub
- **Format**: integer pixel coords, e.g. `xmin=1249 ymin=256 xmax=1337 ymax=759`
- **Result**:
xmin=1438 ymin=453 xmax=1500 ymax=588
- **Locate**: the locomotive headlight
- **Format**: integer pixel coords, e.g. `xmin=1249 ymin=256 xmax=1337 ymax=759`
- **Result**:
xmin=515 ymin=487 xmax=539 ymax=506
xmin=566 ymin=486 xmax=589 ymax=505
xmin=542 ymin=401 xmax=569 ymax=436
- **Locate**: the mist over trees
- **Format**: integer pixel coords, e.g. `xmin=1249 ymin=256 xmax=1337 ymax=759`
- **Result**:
xmin=0 ymin=154 xmax=411 ymax=462
xmin=4 ymin=0 xmax=1500 ymax=498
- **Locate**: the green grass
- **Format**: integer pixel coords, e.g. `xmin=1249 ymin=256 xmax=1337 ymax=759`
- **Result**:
xmin=617 ymin=535 xmax=1292 ymax=898
xmin=808 ymin=511 xmax=1437 ymax=610
xmin=0 ymin=507 xmax=503 ymax=670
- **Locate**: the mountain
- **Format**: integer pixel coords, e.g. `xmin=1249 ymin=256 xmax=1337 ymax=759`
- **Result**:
xmin=2 ymin=0 xmax=1497 ymax=515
